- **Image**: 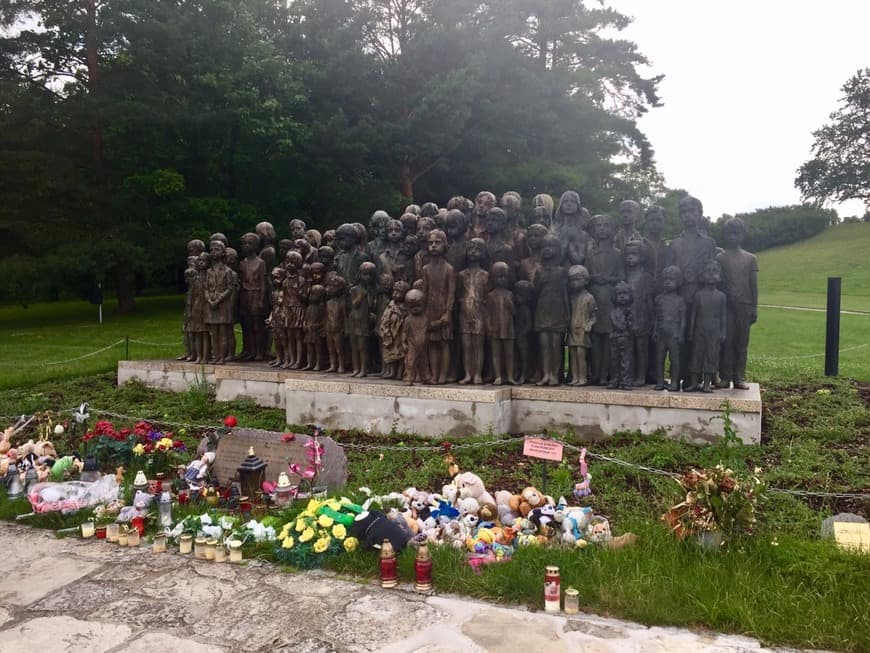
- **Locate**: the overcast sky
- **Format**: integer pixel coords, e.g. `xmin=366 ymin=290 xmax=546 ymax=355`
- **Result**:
xmin=608 ymin=0 xmax=868 ymax=219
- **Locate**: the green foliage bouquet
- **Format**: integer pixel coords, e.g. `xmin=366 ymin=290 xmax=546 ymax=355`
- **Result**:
xmin=664 ymin=465 xmax=765 ymax=544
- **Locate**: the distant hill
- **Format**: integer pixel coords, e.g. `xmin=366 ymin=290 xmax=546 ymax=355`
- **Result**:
xmin=757 ymin=222 xmax=870 ymax=312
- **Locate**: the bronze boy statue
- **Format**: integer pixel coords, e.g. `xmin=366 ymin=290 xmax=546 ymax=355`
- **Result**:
xmin=458 ymin=238 xmax=488 ymax=385
xmin=534 ymin=234 xmax=569 ymax=386
xmin=653 ymin=266 xmax=687 ymax=391
xmin=567 ymin=265 xmax=597 ymax=386
xmin=402 ymin=289 xmax=431 ymax=385
xmin=420 ymin=229 xmax=456 ymax=385
xmin=378 ymin=280 xmax=411 ymax=380
xmin=487 ymin=261 xmax=516 ymax=385
xmin=608 ymin=281 xmax=634 ymax=390
xmin=716 ymin=217 xmax=758 ymax=390
xmin=685 ymin=259 xmax=727 ymax=393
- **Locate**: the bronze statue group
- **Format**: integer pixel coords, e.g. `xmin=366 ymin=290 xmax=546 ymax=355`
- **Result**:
xmin=181 ymin=191 xmax=757 ymax=392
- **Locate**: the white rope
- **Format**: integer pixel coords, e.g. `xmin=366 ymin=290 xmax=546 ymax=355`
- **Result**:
xmin=44 ymin=339 xmax=126 ymax=366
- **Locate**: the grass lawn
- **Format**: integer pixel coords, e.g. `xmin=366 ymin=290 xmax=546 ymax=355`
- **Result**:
xmin=758 ymin=221 xmax=870 ymax=312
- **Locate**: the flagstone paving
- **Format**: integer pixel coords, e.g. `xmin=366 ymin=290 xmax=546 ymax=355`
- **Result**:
xmin=0 ymin=523 xmax=826 ymax=653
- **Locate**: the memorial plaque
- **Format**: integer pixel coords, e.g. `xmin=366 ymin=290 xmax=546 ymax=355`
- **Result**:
xmin=213 ymin=428 xmax=347 ymax=491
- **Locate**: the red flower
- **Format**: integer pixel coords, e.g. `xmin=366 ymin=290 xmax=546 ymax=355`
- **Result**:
xmin=133 ymin=421 xmax=152 ymax=437
xmin=224 ymin=415 xmax=238 ymax=428
xmin=281 ymin=433 xmax=296 ymax=442
xmin=119 ymin=428 xmax=132 ymax=438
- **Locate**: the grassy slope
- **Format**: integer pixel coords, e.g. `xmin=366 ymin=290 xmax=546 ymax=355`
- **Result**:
xmin=758 ymin=221 xmax=870 ymax=311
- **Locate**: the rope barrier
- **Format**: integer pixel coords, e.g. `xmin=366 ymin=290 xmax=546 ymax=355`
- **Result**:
xmin=44 ymin=339 xmax=126 ymax=366
xmin=751 ymin=342 xmax=869 ymax=362
xmin=127 ymin=338 xmax=179 ymax=347
xmin=2 ymin=407 xmax=867 ymax=502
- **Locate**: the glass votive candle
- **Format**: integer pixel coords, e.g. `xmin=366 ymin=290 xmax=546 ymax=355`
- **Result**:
xmin=118 ymin=529 xmax=129 ymax=547
xmin=194 ymin=536 xmax=207 ymax=559
xmin=80 ymin=520 xmax=95 ymax=538
xmin=106 ymin=523 xmax=120 ymax=542
xmin=179 ymin=533 xmax=193 ymax=554
xmin=127 ymin=528 xmax=141 ymax=547
xmin=205 ymin=539 xmax=217 ymax=560
xmin=213 ymin=542 xmax=227 ymax=563
xmin=228 ymin=539 xmax=243 ymax=563
xmin=563 ymin=587 xmax=580 ymax=615
xmin=152 ymin=533 xmax=166 ymax=553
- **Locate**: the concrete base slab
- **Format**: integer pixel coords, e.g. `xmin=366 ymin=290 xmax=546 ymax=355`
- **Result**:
xmin=118 ymin=361 xmax=762 ymax=443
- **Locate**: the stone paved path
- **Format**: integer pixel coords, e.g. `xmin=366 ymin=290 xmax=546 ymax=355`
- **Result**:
xmin=0 ymin=523 xmax=823 ymax=653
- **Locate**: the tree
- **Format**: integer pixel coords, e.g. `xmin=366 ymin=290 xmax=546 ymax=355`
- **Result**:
xmin=796 ymin=68 xmax=870 ymax=208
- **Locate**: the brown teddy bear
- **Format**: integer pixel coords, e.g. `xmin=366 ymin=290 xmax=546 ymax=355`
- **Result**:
xmin=509 ymin=486 xmax=551 ymax=518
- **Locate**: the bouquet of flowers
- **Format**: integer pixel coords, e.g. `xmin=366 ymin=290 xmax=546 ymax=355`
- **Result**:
xmin=274 ymin=498 xmax=360 ymax=568
xmin=130 ymin=422 xmax=188 ymax=475
xmin=664 ymin=464 xmax=765 ymax=544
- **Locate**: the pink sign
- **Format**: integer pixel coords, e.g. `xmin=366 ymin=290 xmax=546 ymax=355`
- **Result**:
xmin=523 ymin=437 xmax=564 ymax=462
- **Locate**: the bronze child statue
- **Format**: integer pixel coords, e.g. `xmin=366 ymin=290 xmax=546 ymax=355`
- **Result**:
xmin=716 ymin=217 xmax=758 ymax=390
xmin=653 ymin=266 xmax=687 ymax=391
xmin=420 ymin=229 xmax=456 ymax=385
xmin=205 ymin=241 xmax=235 ymax=365
xmin=513 ymin=280 xmax=535 ymax=385
xmin=608 ymin=281 xmax=634 ymax=390
xmin=378 ymin=280 xmax=411 ymax=380
xmin=267 ymin=266 xmax=288 ymax=367
xmin=325 ymin=274 xmax=348 ymax=374
xmin=487 ymin=261 xmax=516 ymax=385
xmin=567 ymin=265 xmax=597 ymax=386
xmin=534 ymin=234 xmax=569 ymax=386
xmin=458 ymin=238 xmax=488 ymax=385
xmin=302 ymin=284 xmax=327 ymax=371
xmin=348 ymin=261 xmax=376 ymax=377
xmin=685 ymin=259 xmax=727 ymax=393
xmin=238 ymin=232 xmax=269 ymax=361
xmin=624 ymin=239 xmax=654 ymax=386
xmin=282 ymin=251 xmax=308 ymax=369
xmin=402 ymin=289 xmax=431 ymax=385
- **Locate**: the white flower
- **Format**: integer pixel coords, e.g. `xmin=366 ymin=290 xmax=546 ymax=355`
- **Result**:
xmin=54 ymin=424 xmax=65 ymax=435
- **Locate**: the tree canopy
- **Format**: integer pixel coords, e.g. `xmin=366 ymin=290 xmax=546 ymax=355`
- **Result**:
xmin=0 ymin=0 xmax=663 ymax=308
xmin=795 ymin=68 xmax=870 ymax=208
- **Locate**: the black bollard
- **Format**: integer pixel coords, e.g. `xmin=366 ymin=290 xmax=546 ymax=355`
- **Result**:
xmin=824 ymin=277 xmax=841 ymax=376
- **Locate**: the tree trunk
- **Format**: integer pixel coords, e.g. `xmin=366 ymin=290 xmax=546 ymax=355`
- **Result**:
xmin=85 ymin=0 xmax=104 ymax=184
xmin=114 ymin=262 xmax=136 ymax=314
xmin=400 ymin=158 xmax=414 ymax=202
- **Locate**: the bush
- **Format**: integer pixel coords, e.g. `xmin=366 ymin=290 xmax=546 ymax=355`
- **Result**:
xmin=714 ymin=204 xmax=833 ymax=252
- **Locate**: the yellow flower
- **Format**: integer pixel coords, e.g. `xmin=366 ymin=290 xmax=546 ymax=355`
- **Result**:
xmin=156 ymin=437 xmax=174 ymax=451
xmin=331 ymin=524 xmax=347 ymax=540
xmin=295 ymin=518 xmax=307 ymax=532
xmin=318 ymin=514 xmax=334 ymax=528
xmin=313 ymin=536 xmax=331 ymax=553
xmin=326 ymin=499 xmax=341 ymax=511
xmin=307 ymin=499 xmax=323 ymax=514
xmin=343 ymin=537 xmax=359 ymax=553
xmin=299 ymin=527 xmax=315 ymax=543
xmin=282 ymin=536 xmax=295 ymax=549
xmin=132 ymin=444 xmax=145 ymax=456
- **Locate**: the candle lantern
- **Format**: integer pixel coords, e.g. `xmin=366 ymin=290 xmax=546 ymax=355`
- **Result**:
xmin=237 ymin=447 xmax=267 ymax=504
xmin=414 ymin=543 xmax=433 ymax=591
xmin=118 ymin=528 xmax=129 ymax=547
xmin=106 ymin=522 xmax=120 ymax=543
xmin=130 ymin=516 xmax=145 ymax=537
xmin=157 ymin=486 xmax=173 ymax=528
xmin=544 ymin=565 xmax=561 ymax=613
xmin=274 ymin=472 xmax=295 ymax=507
xmin=80 ymin=454 xmax=101 ymax=483
xmin=205 ymin=539 xmax=217 ymax=560
xmin=227 ymin=539 xmax=243 ymax=563
xmin=132 ymin=470 xmax=148 ymax=493
xmin=179 ymin=533 xmax=193 ymax=554
xmin=6 ymin=461 xmax=23 ymax=500
xmin=80 ymin=520 xmax=95 ymax=538
xmin=194 ymin=536 xmax=207 ymax=559
xmin=127 ymin=527 xmax=141 ymax=547
xmin=214 ymin=541 xmax=227 ymax=563
xmin=152 ymin=533 xmax=166 ymax=553
xmin=379 ymin=539 xmax=398 ymax=588
xmin=563 ymin=587 xmax=579 ymax=614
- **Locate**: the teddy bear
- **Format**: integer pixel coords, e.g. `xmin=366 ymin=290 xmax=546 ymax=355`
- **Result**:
xmin=585 ymin=515 xmax=638 ymax=549
xmin=456 ymin=496 xmax=481 ymax=537
xmin=0 ymin=427 xmax=13 ymax=456
xmin=0 ymin=448 xmax=17 ymax=477
xmin=494 ymin=490 xmax=519 ymax=526
xmin=454 ymin=472 xmax=497 ymax=519
xmin=509 ymin=486 xmax=551 ymax=518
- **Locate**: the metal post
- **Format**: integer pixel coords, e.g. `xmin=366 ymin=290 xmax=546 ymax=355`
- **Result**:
xmin=125 ymin=335 xmax=130 ymax=360
xmin=825 ymin=277 xmax=841 ymax=376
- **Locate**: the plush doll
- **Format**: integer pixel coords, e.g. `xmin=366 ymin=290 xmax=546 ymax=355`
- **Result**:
xmin=0 ymin=427 xmax=13 ymax=456
xmin=33 ymin=440 xmax=58 ymax=460
xmin=528 ymin=503 xmax=557 ymax=535
xmin=349 ymin=510 xmax=411 ymax=552
xmin=430 ymin=498 xmax=460 ymax=525
xmin=183 ymin=452 xmax=215 ymax=488
xmin=440 ymin=481 xmax=458 ymax=507
xmin=49 ymin=455 xmax=83 ymax=482
xmin=418 ymin=516 xmax=441 ymax=544
xmin=494 ymin=490 xmax=519 ymax=526
xmin=554 ymin=500 xmax=593 ymax=546
xmin=456 ymin=496 xmax=481 ymax=535
xmin=466 ymin=526 xmax=496 ymax=553
xmin=509 ymin=486 xmax=550 ymax=518
xmin=0 ymin=448 xmax=16 ymax=477
xmin=388 ymin=507 xmax=420 ymax=536
xmin=409 ymin=490 xmax=431 ymax=521
xmin=573 ymin=448 xmax=593 ymax=500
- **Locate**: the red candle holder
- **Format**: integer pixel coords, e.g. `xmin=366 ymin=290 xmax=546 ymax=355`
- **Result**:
xmin=130 ymin=516 xmax=145 ymax=537
xmin=414 ymin=544 xmax=432 ymax=591
xmin=379 ymin=539 xmax=398 ymax=589
xmin=95 ymin=525 xmax=107 ymax=540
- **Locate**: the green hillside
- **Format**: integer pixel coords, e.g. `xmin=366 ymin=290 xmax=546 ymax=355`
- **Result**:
xmin=757 ymin=222 xmax=870 ymax=312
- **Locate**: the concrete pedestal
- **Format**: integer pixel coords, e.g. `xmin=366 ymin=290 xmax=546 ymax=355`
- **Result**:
xmin=117 ymin=360 xmax=761 ymax=443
